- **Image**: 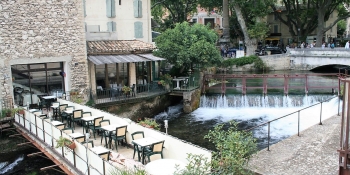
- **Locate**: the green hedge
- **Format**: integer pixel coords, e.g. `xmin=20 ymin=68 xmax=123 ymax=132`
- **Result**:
xmin=221 ymin=55 xmax=259 ymax=67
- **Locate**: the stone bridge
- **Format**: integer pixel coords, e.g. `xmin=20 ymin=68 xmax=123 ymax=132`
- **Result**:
xmin=289 ymin=48 xmax=350 ymax=70
xmin=258 ymin=49 xmax=350 ymax=71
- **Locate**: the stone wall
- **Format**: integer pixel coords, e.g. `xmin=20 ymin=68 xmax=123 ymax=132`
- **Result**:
xmin=0 ymin=0 xmax=88 ymax=100
xmin=183 ymin=89 xmax=201 ymax=113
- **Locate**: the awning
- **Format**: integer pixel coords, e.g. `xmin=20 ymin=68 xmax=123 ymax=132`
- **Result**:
xmin=138 ymin=54 xmax=165 ymax=61
xmin=88 ymin=55 xmax=150 ymax=65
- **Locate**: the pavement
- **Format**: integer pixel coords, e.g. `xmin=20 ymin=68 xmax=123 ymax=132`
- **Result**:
xmin=248 ymin=114 xmax=341 ymax=175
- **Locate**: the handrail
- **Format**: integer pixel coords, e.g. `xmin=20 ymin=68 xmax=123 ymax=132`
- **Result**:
xmin=245 ymin=95 xmax=339 ymax=151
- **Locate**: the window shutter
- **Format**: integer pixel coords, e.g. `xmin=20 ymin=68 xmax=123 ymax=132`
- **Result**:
xmin=133 ymin=0 xmax=142 ymax=18
xmin=106 ymin=0 xmax=116 ymax=18
xmin=107 ymin=22 xmax=117 ymax=32
xmin=134 ymin=22 xmax=143 ymax=38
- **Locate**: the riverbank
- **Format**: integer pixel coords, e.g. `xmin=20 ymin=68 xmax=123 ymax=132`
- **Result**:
xmin=248 ymin=114 xmax=340 ymax=175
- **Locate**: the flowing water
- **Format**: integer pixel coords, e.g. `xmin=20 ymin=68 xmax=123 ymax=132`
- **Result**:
xmin=156 ymin=94 xmax=341 ymax=150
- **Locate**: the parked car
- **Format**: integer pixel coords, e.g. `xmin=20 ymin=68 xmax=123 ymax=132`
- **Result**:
xmin=264 ymin=47 xmax=286 ymax=54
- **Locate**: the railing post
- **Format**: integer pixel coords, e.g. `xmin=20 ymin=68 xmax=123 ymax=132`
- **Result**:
xmin=298 ymin=111 xmax=300 ymax=136
xmin=267 ymin=122 xmax=270 ymax=151
xmin=319 ymin=102 xmax=323 ymax=125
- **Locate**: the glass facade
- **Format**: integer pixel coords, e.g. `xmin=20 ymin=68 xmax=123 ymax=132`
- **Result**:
xmin=11 ymin=62 xmax=64 ymax=105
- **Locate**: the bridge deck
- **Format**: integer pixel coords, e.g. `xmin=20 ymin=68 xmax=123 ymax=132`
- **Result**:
xmin=248 ymin=114 xmax=340 ymax=175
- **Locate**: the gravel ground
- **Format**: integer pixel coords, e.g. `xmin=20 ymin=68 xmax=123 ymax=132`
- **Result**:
xmin=248 ymin=114 xmax=341 ymax=175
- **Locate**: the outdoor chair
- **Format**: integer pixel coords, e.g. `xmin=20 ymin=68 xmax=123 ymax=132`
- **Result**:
xmin=99 ymin=120 xmax=110 ymax=146
xmin=56 ymin=124 xmax=65 ymax=130
xmin=131 ymin=131 xmax=144 ymax=161
xmin=182 ymin=78 xmax=189 ymax=89
xmin=58 ymin=104 xmax=68 ymax=122
xmin=70 ymin=109 xmax=83 ymax=129
xmin=82 ymin=140 xmax=94 ymax=148
xmin=62 ymin=106 xmax=75 ymax=124
xmin=38 ymin=98 xmax=48 ymax=111
xmin=145 ymin=140 xmax=165 ymax=163
xmin=88 ymin=116 xmax=104 ymax=139
xmin=110 ymin=125 xmax=127 ymax=151
xmin=99 ymin=151 xmax=110 ymax=161
xmin=62 ymin=127 xmax=74 ymax=134
xmin=33 ymin=111 xmax=42 ymax=116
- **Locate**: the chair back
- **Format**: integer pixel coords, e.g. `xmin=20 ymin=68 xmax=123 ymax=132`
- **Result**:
xmin=82 ymin=112 xmax=92 ymax=118
xmin=94 ymin=117 xmax=104 ymax=127
xmin=151 ymin=141 xmax=165 ymax=153
xmin=59 ymin=104 xmax=68 ymax=113
xmin=76 ymin=136 xmax=85 ymax=143
xmin=73 ymin=109 xmax=83 ymax=119
xmin=82 ymin=141 xmax=94 ymax=148
xmin=33 ymin=111 xmax=42 ymax=116
xmin=52 ymin=102 xmax=60 ymax=107
xmin=131 ymin=131 xmax=144 ymax=140
xmin=62 ymin=128 xmax=74 ymax=134
xmin=115 ymin=125 xmax=127 ymax=137
xmin=38 ymin=114 xmax=47 ymax=119
xmin=99 ymin=151 xmax=110 ymax=160
xmin=99 ymin=120 xmax=110 ymax=127
xmin=56 ymin=124 xmax=65 ymax=130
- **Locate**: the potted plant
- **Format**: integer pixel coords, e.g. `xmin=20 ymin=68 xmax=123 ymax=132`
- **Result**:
xmin=159 ymin=74 xmax=173 ymax=90
xmin=56 ymin=136 xmax=76 ymax=150
xmin=122 ymin=85 xmax=131 ymax=94
xmin=139 ymin=118 xmax=160 ymax=130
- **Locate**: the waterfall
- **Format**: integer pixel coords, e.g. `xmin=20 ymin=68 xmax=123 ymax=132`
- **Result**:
xmin=200 ymin=95 xmax=334 ymax=108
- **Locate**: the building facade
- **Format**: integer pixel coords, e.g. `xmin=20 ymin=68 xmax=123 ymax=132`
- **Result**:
xmin=0 ymin=0 xmax=88 ymax=106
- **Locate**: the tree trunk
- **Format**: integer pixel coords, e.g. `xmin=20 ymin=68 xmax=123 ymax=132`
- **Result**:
xmin=220 ymin=0 xmax=230 ymax=43
xmin=316 ymin=9 xmax=326 ymax=47
xmin=233 ymin=4 xmax=256 ymax=56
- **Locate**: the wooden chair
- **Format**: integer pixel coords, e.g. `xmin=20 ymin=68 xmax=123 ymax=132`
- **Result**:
xmin=62 ymin=127 xmax=74 ymax=134
xmin=110 ymin=125 xmax=127 ymax=151
xmin=99 ymin=151 xmax=110 ymax=161
xmin=71 ymin=109 xmax=83 ymax=129
xmin=99 ymin=120 xmax=110 ymax=145
xmin=82 ymin=140 xmax=94 ymax=148
xmin=59 ymin=104 xmax=68 ymax=122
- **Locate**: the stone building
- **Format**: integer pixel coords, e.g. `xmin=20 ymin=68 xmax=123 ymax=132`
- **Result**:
xmin=0 ymin=0 xmax=88 ymax=106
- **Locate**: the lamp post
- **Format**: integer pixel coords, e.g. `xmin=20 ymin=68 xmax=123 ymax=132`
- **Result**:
xmin=164 ymin=120 xmax=168 ymax=134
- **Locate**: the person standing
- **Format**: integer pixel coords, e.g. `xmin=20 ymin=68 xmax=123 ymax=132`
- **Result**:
xmin=345 ymin=41 xmax=349 ymax=49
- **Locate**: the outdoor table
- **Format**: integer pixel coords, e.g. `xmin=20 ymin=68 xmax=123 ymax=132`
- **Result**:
xmin=100 ymin=124 xmax=125 ymax=149
xmin=81 ymin=115 xmax=103 ymax=133
xmin=145 ymin=159 xmax=186 ymax=175
xmin=172 ymin=78 xmax=185 ymax=90
xmin=132 ymin=137 xmax=164 ymax=164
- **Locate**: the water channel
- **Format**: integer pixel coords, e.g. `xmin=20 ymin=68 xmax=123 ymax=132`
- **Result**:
xmin=156 ymin=69 xmax=343 ymax=151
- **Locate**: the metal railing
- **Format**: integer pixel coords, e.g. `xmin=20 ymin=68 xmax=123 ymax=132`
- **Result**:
xmin=246 ymin=95 xmax=340 ymax=151
xmin=14 ymin=111 xmax=119 ymax=175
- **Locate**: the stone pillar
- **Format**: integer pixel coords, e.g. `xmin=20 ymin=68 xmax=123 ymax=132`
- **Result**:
xmin=183 ymin=89 xmax=201 ymax=113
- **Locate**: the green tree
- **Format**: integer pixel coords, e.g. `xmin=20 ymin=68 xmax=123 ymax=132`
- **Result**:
xmin=151 ymin=0 xmax=199 ymax=31
xmin=271 ymin=0 xmax=350 ymax=47
xmin=154 ymin=22 xmax=222 ymax=73
xmin=337 ymin=19 xmax=346 ymax=38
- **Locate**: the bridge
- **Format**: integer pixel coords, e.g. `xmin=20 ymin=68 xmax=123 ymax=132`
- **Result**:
xmin=288 ymin=48 xmax=350 ymax=70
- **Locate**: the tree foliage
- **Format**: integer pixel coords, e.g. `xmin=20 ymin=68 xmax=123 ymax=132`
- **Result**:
xmin=151 ymin=0 xmax=198 ymax=31
xmin=205 ymin=121 xmax=257 ymax=175
xmin=154 ymin=22 xmax=222 ymax=71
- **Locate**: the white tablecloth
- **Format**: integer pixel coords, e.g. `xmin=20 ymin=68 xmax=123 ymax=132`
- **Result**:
xmin=145 ymin=159 xmax=186 ymax=175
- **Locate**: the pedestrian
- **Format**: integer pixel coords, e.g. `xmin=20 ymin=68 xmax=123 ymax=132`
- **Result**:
xmin=331 ymin=42 xmax=335 ymax=49
xmin=322 ymin=42 xmax=325 ymax=49
xmin=345 ymin=41 xmax=349 ymax=49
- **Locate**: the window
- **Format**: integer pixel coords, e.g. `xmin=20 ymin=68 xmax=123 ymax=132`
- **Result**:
xmin=106 ymin=0 xmax=116 ymax=18
xmin=107 ymin=21 xmax=116 ymax=32
xmin=133 ymin=0 xmax=142 ymax=18
xmin=192 ymin=18 xmax=197 ymax=23
xmin=274 ymin=25 xmax=279 ymax=33
xmin=134 ymin=21 xmax=143 ymax=38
